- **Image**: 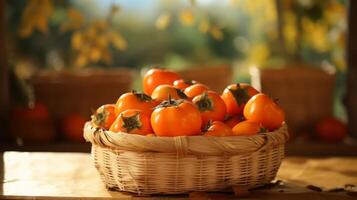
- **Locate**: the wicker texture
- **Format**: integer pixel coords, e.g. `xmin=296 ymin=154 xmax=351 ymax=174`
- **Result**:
xmin=84 ymin=123 xmax=289 ymax=195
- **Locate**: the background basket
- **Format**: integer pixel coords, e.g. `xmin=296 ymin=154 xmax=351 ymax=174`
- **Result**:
xmin=84 ymin=123 xmax=289 ymax=195
xmin=31 ymin=68 xmax=133 ymax=118
xmin=250 ymin=65 xmax=335 ymax=133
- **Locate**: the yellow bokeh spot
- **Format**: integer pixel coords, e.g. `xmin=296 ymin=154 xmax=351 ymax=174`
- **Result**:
xmin=89 ymin=47 xmax=102 ymax=62
xmin=247 ymin=43 xmax=270 ymax=65
xmin=302 ymin=17 xmax=330 ymax=52
xmin=155 ymin=13 xmax=171 ymax=30
xmin=109 ymin=31 xmax=128 ymax=50
xmin=199 ymin=19 xmax=210 ymax=34
xmin=71 ymin=32 xmax=84 ymax=50
xmin=179 ymin=9 xmax=195 ymax=26
xmin=210 ymin=25 xmax=223 ymax=41
xmin=18 ymin=0 xmax=53 ymax=38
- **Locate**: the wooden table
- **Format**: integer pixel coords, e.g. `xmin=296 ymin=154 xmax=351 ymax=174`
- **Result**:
xmin=1 ymin=152 xmax=356 ymax=199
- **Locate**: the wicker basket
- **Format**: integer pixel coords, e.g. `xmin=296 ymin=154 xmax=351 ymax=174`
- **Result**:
xmin=84 ymin=122 xmax=289 ymax=195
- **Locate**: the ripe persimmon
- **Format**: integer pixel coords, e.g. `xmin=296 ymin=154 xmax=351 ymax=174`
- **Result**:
xmin=116 ymin=91 xmax=158 ymax=116
xmin=151 ymin=84 xmax=187 ymax=102
xmin=232 ymin=120 xmax=265 ymax=136
xmin=204 ymin=121 xmax=234 ymax=137
xmin=151 ymin=98 xmax=202 ymax=136
xmin=243 ymin=93 xmax=285 ymax=131
xmin=192 ymin=91 xmax=226 ymax=126
xmin=224 ymin=115 xmax=244 ymax=128
xmin=221 ymin=83 xmax=259 ymax=116
xmin=110 ymin=109 xmax=152 ymax=135
xmin=91 ymin=104 xmax=118 ymax=130
xmin=173 ymin=79 xmax=198 ymax=90
xmin=184 ymin=83 xmax=210 ymax=99
xmin=143 ymin=68 xmax=180 ymax=95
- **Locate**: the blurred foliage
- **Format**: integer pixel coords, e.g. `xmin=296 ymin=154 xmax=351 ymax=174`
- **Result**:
xmin=6 ymin=0 xmax=347 ymax=71
xmin=16 ymin=0 xmax=126 ymax=68
xmin=5 ymin=0 xmax=348 ymax=120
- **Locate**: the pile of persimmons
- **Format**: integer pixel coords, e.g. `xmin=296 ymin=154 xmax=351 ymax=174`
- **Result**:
xmin=90 ymin=68 xmax=285 ymax=137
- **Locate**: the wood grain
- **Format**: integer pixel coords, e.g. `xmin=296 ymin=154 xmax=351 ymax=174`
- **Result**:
xmin=1 ymin=152 xmax=357 ymax=199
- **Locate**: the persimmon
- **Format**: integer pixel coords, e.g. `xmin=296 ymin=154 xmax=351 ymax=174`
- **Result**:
xmin=184 ymin=83 xmax=210 ymax=99
xmin=116 ymin=91 xmax=158 ymax=116
xmin=110 ymin=109 xmax=152 ymax=135
xmin=62 ymin=113 xmax=87 ymax=142
xmin=192 ymin=91 xmax=226 ymax=126
xmin=9 ymin=103 xmax=55 ymax=143
xmin=315 ymin=117 xmax=347 ymax=142
xmin=151 ymin=98 xmax=202 ymax=136
xmin=243 ymin=93 xmax=285 ymax=131
xmin=91 ymin=104 xmax=118 ymax=130
xmin=224 ymin=115 xmax=244 ymax=128
xmin=143 ymin=68 xmax=180 ymax=95
xmin=173 ymin=79 xmax=198 ymax=90
xmin=221 ymin=83 xmax=259 ymax=116
xmin=204 ymin=121 xmax=234 ymax=137
xmin=151 ymin=84 xmax=187 ymax=102
xmin=232 ymin=120 xmax=265 ymax=136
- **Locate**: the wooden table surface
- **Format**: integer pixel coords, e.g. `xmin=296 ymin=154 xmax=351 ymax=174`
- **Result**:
xmin=1 ymin=152 xmax=357 ymax=200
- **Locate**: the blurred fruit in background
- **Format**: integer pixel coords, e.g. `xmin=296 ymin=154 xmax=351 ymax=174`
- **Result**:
xmin=314 ymin=117 xmax=347 ymax=142
xmin=9 ymin=103 xmax=55 ymax=144
xmin=61 ymin=113 xmax=87 ymax=142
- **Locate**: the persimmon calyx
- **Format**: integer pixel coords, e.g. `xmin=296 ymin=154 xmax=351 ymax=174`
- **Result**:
xmin=259 ymin=126 xmax=268 ymax=133
xmin=175 ymin=88 xmax=188 ymax=99
xmin=131 ymin=90 xmax=153 ymax=102
xmin=184 ymin=80 xmax=197 ymax=85
xmin=121 ymin=112 xmax=142 ymax=133
xmin=202 ymin=119 xmax=213 ymax=132
xmin=195 ymin=92 xmax=213 ymax=112
xmin=229 ymin=83 xmax=249 ymax=106
xmin=91 ymin=110 xmax=109 ymax=127
xmin=156 ymin=94 xmax=184 ymax=109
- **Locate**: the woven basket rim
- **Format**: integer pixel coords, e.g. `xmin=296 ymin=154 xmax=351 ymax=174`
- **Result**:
xmin=84 ymin=122 xmax=289 ymax=156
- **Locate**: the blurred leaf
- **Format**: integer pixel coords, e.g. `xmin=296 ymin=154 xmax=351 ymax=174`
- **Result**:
xmin=199 ymin=19 xmax=210 ymax=33
xmin=18 ymin=24 xmax=33 ymax=38
xmin=74 ymin=53 xmax=88 ymax=68
xmin=325 ymin=1 xmax=346 ymax=25
xmin=179 ymin=9 xmax=195 ymax=26
xmin=155 ymin=13 xmax=171 ymax=30
xmin=110 ymin=4 xmax=121 ymax=16
xmin=18 ymin=0 xmax=53 ymax=38
xmin=89 ymin=47 xmax=102 ymax=62
xmin=94 ymin=20 xmax=109 ymax=31
xmin=36 ymin=15 xmax=49 ymax=34
xmin=60 ymin=8 xmax=84 ymax=32
xmin=302 ymin=17 xmax=330 ymax=52
xmin=283 ymin=11 xmax=297 ymax=53
xmin=210 ymin=25 xmax=223 ymax=41
xmin=85 ymin=25 xmax=97 ymax=39
xmin=248 ymin=43 xmax=270 ymax=65
xmin=109 ymin=31 xmax=127 ymax=50
xmin=71 ymin=31 xmax=84 ymax=50
xmin=95 ymin=35 xmax=109 ymax=48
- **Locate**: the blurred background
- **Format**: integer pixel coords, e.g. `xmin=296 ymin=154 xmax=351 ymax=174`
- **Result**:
xmin=0 ymin=0 xmax=355 ymax=156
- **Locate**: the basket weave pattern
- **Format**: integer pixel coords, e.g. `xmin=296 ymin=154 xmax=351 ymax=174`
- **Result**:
xmin=84 ymin=123 xmax=288 ymax=194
